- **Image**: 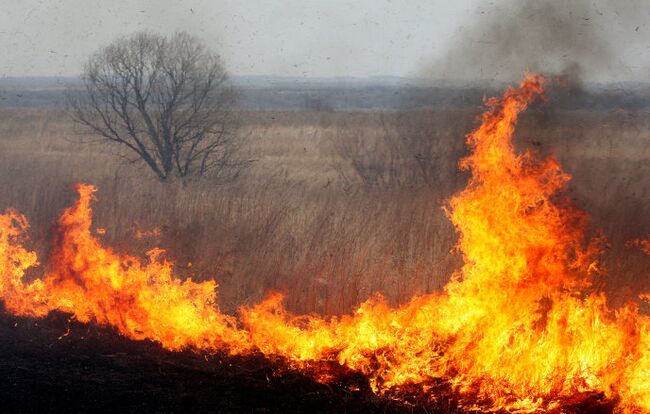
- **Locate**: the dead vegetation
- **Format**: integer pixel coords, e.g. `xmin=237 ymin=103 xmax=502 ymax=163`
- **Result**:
xmin=0 ymin=106 xmax=649 ymax=316
xmin=1 ymin=104 xmax=650 ymax=413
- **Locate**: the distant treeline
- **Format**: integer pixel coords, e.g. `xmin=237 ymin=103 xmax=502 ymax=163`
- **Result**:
xmin=238 ymin=85 xmax=650 ymax=111
xmin=1 ymin=77 xmax=649 ymax=111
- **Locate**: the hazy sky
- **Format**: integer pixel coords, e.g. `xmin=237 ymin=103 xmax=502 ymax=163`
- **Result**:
xmin=0 ymin=0 xmax=648 ymax=81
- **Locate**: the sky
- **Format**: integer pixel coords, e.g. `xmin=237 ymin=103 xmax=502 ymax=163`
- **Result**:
xmin=0 ymin=0 xmax=648 ymax=82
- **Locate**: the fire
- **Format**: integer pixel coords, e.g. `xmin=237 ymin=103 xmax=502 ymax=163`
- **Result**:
xmin=0 ymin=184 xmax=248 ymax=351
xmin=1 ymin=74 xmax=650 ymax=412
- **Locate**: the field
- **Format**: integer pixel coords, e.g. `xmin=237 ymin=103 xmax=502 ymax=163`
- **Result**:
xmin=2 ymin=98 xmax=650 ymax=413
xmin=1 ymin=104 xmax=650 ymax=317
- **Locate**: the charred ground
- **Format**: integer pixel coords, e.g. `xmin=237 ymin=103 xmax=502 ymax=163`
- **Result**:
xmin=0 ymin=308 xmax=424 ymax=413
xmin=0 ymin=308 xmax=616 ymax=414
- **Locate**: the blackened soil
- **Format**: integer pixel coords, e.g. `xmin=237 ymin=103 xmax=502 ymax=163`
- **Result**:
xmin=0 ymin=310 xmax=437 ymax=414
xmin=0 ymin=310 xmax=616 ymax=414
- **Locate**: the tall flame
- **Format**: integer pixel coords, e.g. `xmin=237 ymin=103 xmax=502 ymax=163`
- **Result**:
xmin=1 ymin=74 xmax=649 ymax=412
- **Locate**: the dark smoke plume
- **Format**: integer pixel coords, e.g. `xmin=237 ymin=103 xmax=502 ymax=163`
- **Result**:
xmin=428 ymin=0 xmax=648 ymax=84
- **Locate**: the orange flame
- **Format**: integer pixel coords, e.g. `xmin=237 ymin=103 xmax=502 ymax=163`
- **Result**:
xmin=1 ymin=184 xmax=248 ymax=351
xmin=1 ymin=74 xmax=649 ymax=412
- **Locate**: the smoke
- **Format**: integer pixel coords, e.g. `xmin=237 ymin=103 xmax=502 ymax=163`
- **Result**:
xmin=427 ymin=0 xmax=648 ymax=84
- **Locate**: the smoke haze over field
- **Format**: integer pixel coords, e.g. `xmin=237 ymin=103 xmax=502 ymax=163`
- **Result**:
xmin=429 ymin=0 xmax=650 ymax=83
xmin=0 ymin=0 xmax=648 ymax=82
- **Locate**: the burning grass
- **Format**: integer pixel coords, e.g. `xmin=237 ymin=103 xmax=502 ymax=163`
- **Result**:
xmin=1 ymin=74 xmax=650 ymax=412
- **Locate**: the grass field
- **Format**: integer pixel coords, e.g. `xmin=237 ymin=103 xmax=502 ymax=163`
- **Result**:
xmin=1 ymin=106 xmax=650 ymax=314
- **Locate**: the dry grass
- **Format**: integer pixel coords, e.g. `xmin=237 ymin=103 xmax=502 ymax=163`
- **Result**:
xmin=1 ymin=107 xmax=649 ymax=314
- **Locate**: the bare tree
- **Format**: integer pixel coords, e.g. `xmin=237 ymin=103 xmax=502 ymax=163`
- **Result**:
xmin=70 ymin=31 xmax=249 ymax=182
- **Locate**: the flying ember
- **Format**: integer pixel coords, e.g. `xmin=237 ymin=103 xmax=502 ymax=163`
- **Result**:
xmin=1 ymin=74 xmax=649 ymax=412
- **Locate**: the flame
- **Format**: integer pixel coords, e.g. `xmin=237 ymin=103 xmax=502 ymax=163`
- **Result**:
xmin=1 ymin=184 xmax=248 ymax=351
xmin=1 ymin=74 xmax=649 ymax=412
